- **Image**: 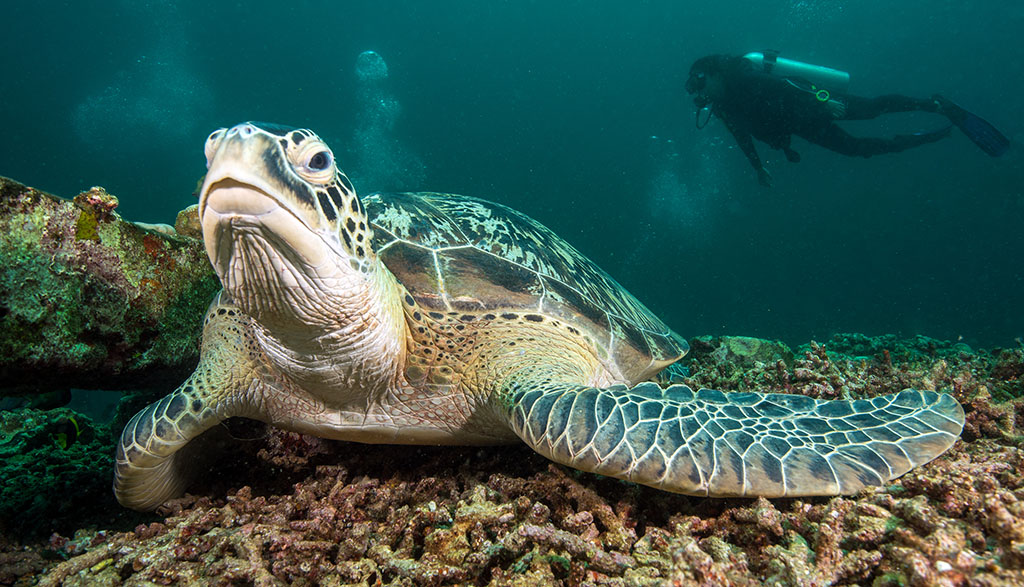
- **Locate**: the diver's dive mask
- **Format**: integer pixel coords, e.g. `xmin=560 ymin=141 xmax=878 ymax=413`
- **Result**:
xmin=686 ymin=70 xmax=706 ymax=94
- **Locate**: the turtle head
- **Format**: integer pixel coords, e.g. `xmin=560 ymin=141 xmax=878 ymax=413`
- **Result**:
xmin=199 ymin=122 xmax=376 ymax=330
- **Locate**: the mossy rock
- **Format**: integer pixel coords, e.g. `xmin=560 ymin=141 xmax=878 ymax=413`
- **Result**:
xmin=0 ymin=408 xmax=145 ymax=537
xmin=0 ymin=176 xmax=217 ymax=396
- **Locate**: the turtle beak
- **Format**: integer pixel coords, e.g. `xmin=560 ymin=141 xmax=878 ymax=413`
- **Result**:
xmin=200 ymin=176 xmax=332 ymax=277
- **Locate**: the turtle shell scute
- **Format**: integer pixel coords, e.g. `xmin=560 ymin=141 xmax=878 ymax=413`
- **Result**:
xmin=366 ymin=192 xmax=688 ymax=376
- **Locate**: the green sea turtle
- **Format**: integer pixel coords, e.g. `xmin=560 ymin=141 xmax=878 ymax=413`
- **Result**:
xmin=113 ymin=122 xmax=964 ymax=511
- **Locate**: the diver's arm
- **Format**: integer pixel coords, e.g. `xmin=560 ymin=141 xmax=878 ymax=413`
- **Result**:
xmin=721 ymin=115 xmax=772 ymax=187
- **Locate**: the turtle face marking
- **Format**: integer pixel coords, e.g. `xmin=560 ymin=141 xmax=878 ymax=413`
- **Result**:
xmin=198 ymin=123 xmax=376 ymax=323
xmin=200 ymin=123 xmax=371 ymax=264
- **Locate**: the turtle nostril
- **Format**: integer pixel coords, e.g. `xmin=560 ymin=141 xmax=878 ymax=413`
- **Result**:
xmin=227 ymin=124 xmax=255 ymax=137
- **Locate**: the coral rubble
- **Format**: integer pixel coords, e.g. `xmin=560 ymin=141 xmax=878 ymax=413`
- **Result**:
xmin=2 ymin=334 xmax=1020 ymax=586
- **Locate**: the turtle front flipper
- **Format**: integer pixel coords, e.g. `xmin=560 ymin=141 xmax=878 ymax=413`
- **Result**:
xmin=114 ymin=296 xmax=263 ymax=511
xmin=501 ymin=382 xmax=964 ymax=497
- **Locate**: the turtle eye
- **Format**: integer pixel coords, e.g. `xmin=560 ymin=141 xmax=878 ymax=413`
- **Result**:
xmin=290 ymin=141 xmax=336 ymax=184
xmin=307 ymin=151 xmax=332 ymax=171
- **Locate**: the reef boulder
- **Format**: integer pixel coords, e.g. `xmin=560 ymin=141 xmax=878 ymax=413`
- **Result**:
xmin=0 ymin=176 xmax=218 ymax=397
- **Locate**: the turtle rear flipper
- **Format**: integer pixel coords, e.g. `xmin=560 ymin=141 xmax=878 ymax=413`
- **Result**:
xmin=114 ymin=296 xmax=262 ymax=511
xmin=502 ymin=382 xmax=963 ymax=497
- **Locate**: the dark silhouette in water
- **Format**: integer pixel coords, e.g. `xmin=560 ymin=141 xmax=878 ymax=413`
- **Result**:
xmin=686 ymin=53 xmax=1010 ymax=187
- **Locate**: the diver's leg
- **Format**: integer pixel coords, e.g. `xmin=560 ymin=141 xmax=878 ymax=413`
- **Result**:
xmin=801 ymin=123 xmax=950 ymax=158
xmin=802 ymin=124 xmax=885 ymax=157
xmin=777 ymin=134 xmax=801 ymax=162
xmin=842 ymin=95 xmax=939 ymax=120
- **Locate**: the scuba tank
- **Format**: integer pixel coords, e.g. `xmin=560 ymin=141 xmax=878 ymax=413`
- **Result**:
xmin=692 ymin=51 xmax=852 ymax=129
xmin=742 ymin=51 xmax=850 ymax=93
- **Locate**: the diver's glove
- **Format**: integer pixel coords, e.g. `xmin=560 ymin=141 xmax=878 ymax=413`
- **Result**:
xmin=824 ymin=98 xmax=847 ymax=119
xmin=757 ymin=166 xmax=773 ymax=188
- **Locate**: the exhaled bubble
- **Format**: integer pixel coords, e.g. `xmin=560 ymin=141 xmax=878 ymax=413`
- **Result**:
xmin=72 ymin=61 xmax=211 ymax=149
xmin=788 ymin=0 xmax=844 ymax=26
xmin=356 ymin=50 xmax=389 ymax=82
xmin=351 ymin=50 xmax=425 ymax=192
xmin=71 ymin=6 xmax=212 ymax=154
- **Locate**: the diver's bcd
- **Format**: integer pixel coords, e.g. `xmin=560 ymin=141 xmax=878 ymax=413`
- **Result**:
xmin=743 ymin=51 xmax=850 ymax=93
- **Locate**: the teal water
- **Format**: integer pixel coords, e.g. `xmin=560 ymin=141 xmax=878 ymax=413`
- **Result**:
xmin=1 ymin=1 xmax=1021 ymax=348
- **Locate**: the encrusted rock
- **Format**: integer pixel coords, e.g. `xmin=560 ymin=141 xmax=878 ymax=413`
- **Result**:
xmin=0 ymin=176 xmax=218 ymax=397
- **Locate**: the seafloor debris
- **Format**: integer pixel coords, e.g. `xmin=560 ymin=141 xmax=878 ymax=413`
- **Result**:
xmin=0 ymin=176 xmax=218 ymax=398
xmin=2 ymin=334 xmax=1021 ymax=586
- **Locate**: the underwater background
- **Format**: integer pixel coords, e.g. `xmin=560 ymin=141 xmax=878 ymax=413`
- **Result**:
xmin=1 ymin=0 xmax=1021 ymax=349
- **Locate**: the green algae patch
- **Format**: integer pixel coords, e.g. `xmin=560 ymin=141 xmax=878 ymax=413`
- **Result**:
xmin=74 ymin=209 xmax=100 ymax=241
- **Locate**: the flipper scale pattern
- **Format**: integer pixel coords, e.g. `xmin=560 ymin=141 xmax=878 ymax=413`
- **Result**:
xmin=507 ymin=383 xmax=964 ymax=497
xmin=113 ymin=387 xmax=220 ymax=511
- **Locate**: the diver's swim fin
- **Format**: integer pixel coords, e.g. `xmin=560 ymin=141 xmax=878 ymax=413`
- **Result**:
xmin=933 ymin=95 xmax=1010 ymax=157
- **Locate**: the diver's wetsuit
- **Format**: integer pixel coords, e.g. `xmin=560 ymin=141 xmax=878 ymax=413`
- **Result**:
xmin=709 ymin=63 xmax=942 ymax=172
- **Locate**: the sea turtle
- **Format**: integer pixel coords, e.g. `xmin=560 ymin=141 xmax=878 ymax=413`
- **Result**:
xmin=113 ymin=122 xmax=964 ymax=511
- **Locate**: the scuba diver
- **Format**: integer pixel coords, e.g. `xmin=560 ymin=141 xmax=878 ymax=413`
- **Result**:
xmin=685 ymin=52 xmax=1010 ymax=187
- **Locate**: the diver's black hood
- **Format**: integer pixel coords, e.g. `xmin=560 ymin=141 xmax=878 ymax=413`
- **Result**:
xmin=685 ymin=54 xmax=741 ymax=94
